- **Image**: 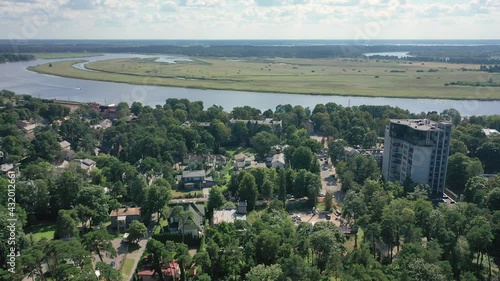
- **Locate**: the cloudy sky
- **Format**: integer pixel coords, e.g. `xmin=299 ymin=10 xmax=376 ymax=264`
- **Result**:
xmin=0 ymin=0 xmax=498 ymax=40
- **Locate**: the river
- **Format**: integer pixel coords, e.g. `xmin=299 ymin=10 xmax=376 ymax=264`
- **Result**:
xmin=0 ymin=54 xmax=498 ymax=116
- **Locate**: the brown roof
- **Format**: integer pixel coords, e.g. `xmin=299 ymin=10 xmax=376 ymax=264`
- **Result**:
xmin=109 ymin=207 xmax=141 ymax=217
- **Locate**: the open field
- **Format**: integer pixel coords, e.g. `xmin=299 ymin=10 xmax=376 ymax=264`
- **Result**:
xmin=28 ymin=57 xmax=500 ymax=99
xmin=30 ymin=53 xmax=101 ymax=59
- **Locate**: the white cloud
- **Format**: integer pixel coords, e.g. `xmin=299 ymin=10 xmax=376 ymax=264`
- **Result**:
xmin=0 ymin=0 xmax=498 ymax=39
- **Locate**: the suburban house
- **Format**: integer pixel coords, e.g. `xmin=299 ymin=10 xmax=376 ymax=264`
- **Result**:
xmin=183 ymin=154 xmax=227 ymax=170
xmin=244 ymin=162 xmax=267 ymax=170
xmin=482 ymin=128 xmax=499 ymax=137
xmin=17 ymin=120 xmax=37 ymax=133
xmin=59 ymin=140 xmax=75 ymax=160
xmin=215 ymin=154 xmax=227 ymax=169
xmin=59 ymin=140 xmax=71 ymax=151
xmin=213 ymin=209 xmax=247 ymax=225
xmin=178 ymin=170 xmax=215 ymax=189
xmin=182 ymin=154 xmax=205 ymax=166
xmin=270 ymin=153 xmax=286 ymax=168
xmin=91 ymin=119 xmax=112 ymax=130
xmin=98 ymin=104 xmax=118 ymax=119
xmin=110 ymin=207 xmax=141 ymax=232
xmin=74 ymin=158 xmax=97 ymax=173
xmin=17 ymin=120 xmax=38 ymax=140
xmin=213 ymin=201 xmax=248 ymax=225
xmin=233 ymin=153 xmax=257 ymax=170
xmin=137 ymin=261 xmax=181 ymax=281
xmin=168 ymin=202 xmax=205 ymax=238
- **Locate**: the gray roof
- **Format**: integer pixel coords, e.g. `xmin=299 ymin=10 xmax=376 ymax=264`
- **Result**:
xmin=82 ymin=158 xmax=96 ymax=166
xmin=482 ymin=128 xmax=499 ymax=136
xmin=59 ymin=140 xmax=71 ymax=149
xmin=182 ymin=170 xmax=206 ymax=178
xmin=390 ymin=119 xmax=450 ymax=132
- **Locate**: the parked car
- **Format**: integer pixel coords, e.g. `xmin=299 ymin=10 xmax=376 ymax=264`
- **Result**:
xmin=110 ymin=261 xmax=115 ymax=268
xmin=326 ymin=214 xmax=331 ymax=220
xmin=121 ymin=233 xmax=129 ymax=243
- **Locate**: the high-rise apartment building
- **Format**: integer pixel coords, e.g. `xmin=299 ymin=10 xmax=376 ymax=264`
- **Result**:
xmin=382 ymin=119 xmax=452 ymax=196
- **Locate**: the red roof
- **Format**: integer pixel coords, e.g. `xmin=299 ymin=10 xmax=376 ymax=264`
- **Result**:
xmin=137 ymin=262 xmax=180 ymax=277
xmin=109 ymin=207 xmax=141 ymax=217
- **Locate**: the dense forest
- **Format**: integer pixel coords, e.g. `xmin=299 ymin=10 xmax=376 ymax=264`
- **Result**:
xmin=480 ymin=65 xmax=500 ymax=73
xmin=0 ymin=89 xmax=499 ymax=280
xmin=2 ymin=40 xmax=500 ymax=60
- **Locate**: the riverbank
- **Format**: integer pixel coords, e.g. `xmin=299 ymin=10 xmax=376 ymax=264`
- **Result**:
xmin=27 ymin=57 xmax=500 ymax=100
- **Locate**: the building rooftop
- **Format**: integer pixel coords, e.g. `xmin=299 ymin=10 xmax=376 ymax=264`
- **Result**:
xmin=182 ymin=170 xmax=206 ymax=178
xmin=390 ymin=119 xmax=450 ymax=132
xmin=272 ymin=153 xmax=285 ymax=164
xmin=213 ymin=209 xmax=247 ymax=224
xmin=482 ymin=128 xmax=499 ymax=137
xmin=234 ymin=153 xmax=248 ymax=161
xmin=59 ymin=140 xmax=71 ymax=150
xmin=109 ymin=207 xmax=141 ymax=217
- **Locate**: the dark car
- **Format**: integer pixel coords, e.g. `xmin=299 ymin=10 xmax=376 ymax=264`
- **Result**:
xmin=110 ymin=261 xmax=115 ymax=268
xmin=326 ymin=214 xmax=331 ymax=220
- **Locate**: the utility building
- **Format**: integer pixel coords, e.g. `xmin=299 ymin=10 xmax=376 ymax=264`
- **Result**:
xmin=382 ymin=119 xmax=451 ymax=196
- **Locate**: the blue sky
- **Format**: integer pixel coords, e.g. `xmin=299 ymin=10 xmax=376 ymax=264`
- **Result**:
xmin=0 ymin=0 xmax=498 ymax=39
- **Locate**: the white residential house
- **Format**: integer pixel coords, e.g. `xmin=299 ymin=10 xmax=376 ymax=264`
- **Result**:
xmin=271 ymin=153 xmax=286 ymax=168
xmin=74 ymin=158 xmax=97 ymax=173
xmin=59 ymin=140 xmax=71 ymax=151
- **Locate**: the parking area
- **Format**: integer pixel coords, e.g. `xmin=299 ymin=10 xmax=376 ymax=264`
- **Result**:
xmin=92 ymin=237 xmax=127 ymax=270
xmin=289 ymin=210 xmax=342 ymax=227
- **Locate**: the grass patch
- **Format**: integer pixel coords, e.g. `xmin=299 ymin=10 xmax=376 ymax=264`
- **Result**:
xmin=120 ymin=258 xmax=135 ymax=277
xmin=27 ymin=57 xmax=500 ymax=100
xmin=25 ymin=222 xmax=56 ymax=241
xmin=30 ymin=53 xmax=101 ymax=59
xmin=343 ymin=228 xmax=364 ymax=253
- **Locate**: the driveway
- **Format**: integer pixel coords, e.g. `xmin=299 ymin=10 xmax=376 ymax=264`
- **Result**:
xmin=123 ymin=219 xmax=156 ymax=281
xmin=318 ymin=158 xmax=345 ymax=205
xmin=92 ymin=237 xmax=127 ymax=271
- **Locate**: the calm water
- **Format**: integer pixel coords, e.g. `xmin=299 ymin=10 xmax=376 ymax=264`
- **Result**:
xmin=0 ymin=54 xmax=499 ymax=116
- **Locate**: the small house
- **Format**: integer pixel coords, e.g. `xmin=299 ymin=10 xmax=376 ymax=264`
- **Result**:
xmin=168 ymin=202 xmax=205 ymax=238
xmin=110 ymin=207 xmax=141 ymax=232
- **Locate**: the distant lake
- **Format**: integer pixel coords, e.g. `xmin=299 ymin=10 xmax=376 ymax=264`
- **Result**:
xmin=364 ymin=52 xmax=413 ymax=58
xmin=0 ymin=54 xmax=499 ymax=117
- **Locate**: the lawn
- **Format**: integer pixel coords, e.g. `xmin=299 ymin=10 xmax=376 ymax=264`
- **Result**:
xmin=154 ymin=218 xmax=169 ymax=235
xmin=30 ymin=53 xmax=101 ymax=59
xmin=28 ymin=57 xmax=500 ymax=100
xmin=25 ymin=222 xmax=56 ymax=241
xmin=120 ymin=258 xmax=135 ymax=277
xmin=343 ymin=227 xmax=364 ymax=253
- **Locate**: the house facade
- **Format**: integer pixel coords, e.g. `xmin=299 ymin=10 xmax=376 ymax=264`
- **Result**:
xmin=168 ymin=202 xmax=205 ymax=238
xmin=110 ymin=207 xmax=141 ymax=232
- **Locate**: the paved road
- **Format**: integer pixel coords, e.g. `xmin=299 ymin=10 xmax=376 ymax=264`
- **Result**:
xmin=123 ymin=220 xmax=156 ymax=281
xmin=318 ymin=158 xmax=345 ymax=205
xmin=92 ymin=237 xmax=128 ymax=271
xmin=124 ymin=238 xmax=149 ymax=281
